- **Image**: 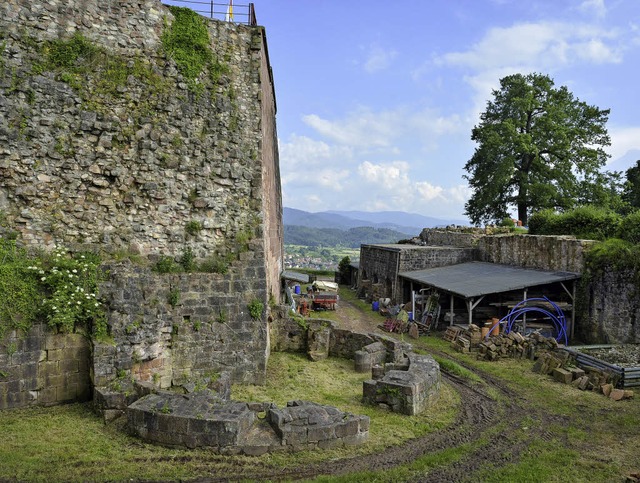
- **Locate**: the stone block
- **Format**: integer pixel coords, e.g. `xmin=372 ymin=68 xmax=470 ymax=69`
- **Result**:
xmin=609 ymin=389 xmax=626 ymax=401
xmin=552 ymin=367 xmax=573 ymax=385
xmin=307 ymin=425 xmax=335 ymax=442
xmin=59 ymin=359 xmax=79 ymax=373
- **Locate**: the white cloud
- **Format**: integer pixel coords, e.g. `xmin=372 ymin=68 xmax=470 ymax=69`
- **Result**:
xmin=363 ymin=44 xmax=398 ymax=73
xmin=437 ymin=21 xmax=622 ymax=71
xmin=608 ymin=126 xmax=640 ymax=162
xmin=358 ymin=160 xmax=410 ymax=184
xmin=303 ymin=107 xmax=462 ymax=151
xmin=578 ymin=0 xmax=607 ymax=19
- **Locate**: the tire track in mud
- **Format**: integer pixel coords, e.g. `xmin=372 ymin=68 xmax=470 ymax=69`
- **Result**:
xmin=198 ymin=352 xmax=552 ymax=482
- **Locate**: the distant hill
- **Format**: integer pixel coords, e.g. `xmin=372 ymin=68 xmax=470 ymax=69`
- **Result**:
xmin=284 ymin=225 xmax=409 ymax=248
xmin=283 ymin=207 xmax=466 ymax=235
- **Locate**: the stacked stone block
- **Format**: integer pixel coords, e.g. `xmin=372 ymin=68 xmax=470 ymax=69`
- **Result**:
xmin=363 ymin=353 xmax=441 ymax=415
xmin=126 ymin=396 xmax=369 ymax=454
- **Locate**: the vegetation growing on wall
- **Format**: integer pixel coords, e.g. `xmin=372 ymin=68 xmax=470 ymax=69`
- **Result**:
xmin=162 ymin=6 xmax=230 ymax=90
xmin=0 ymin=240 xmax=106 ymax=339
xmin=37 ymin=32 xmax=168 ymax=110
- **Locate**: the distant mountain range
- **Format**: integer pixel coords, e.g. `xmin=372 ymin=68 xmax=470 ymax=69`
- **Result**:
xmin=283 ymin=208 xmax=468 ymax=247
xmin=284 ymin=208 xmax=467 ymax=235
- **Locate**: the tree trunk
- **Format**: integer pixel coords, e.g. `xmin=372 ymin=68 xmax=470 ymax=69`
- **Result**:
xmin=518 ymin=203 xmax=527 ymax=226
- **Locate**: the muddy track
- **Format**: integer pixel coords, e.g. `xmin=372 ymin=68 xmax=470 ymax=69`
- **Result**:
xmin=197 ymin=352 xmax=555 ymax=482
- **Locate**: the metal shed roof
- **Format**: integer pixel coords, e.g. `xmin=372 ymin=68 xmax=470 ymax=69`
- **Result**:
xmin=281 ymin=270 xmax=309 ymax=284
xmin=399 ymin=262 xmax=579 ymax=299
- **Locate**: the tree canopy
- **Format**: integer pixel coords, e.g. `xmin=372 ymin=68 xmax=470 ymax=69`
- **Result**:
xmin=464 ymin=73 xmax=611 ymax=226
xmin=623 ymin=160 xmax=640 ymax=209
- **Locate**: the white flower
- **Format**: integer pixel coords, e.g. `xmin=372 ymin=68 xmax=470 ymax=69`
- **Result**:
xmin=72 ymin=269 xmax=77 ymax=273
xmin=94 ymin=303 xmax=99 ymax=307
xmin=41 ymin=277 xmax=46 ymax=281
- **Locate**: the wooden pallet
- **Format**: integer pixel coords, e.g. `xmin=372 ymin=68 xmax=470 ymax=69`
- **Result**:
xmin=443 ymin=326 xmax=462 ymax=342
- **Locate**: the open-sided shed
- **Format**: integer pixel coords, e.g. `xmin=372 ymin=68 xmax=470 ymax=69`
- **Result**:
xmin=399 ymin=261 xmax=580 ymax=337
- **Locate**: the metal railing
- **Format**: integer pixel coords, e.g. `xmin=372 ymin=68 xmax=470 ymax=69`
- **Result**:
xmin=160 ymin=1 xmax=257 ymax=26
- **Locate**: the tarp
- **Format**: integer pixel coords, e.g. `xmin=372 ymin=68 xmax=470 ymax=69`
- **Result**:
xmin=312 ymin=280 xmax=339 ymax=292
xmin=399 ymin=261 xmax=579 ymax=299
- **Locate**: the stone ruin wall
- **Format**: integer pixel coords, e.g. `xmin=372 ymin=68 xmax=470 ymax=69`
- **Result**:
xmin=357 ymin=244 xmax=477 ymax=304
xmin=478 ymin=234 xmax=595 ymax=274
xmin=578 ymin=268 xmax=640 ymax=344
xmin=0 ymin=325 xmax=92 ymax=409
xmin=0 ymin=0 xmax=282 ymax=408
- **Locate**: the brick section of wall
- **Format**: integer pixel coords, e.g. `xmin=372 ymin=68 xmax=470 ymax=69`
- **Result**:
xmin=95 ymin=256 xmax=268 ymax=389
xmin=0 ymin=324 xmax=91 ymax=409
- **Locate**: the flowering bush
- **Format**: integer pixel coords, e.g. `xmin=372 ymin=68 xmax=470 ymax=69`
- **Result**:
xmin=27 ymin=247 xmax=107 ymax=336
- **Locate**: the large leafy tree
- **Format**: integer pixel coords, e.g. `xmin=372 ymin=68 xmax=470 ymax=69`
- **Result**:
xmin=464 ymin=73 xmax=611 ymax=226
xmin=623 ymin=160 xmax=640 ymax=209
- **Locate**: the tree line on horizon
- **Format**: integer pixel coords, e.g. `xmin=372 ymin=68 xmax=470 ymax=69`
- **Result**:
xmin=284 ymin=225 xmax=410 ymax=248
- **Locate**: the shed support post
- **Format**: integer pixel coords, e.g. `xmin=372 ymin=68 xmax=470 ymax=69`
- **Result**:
xmin=522 ymin=289 xmax=528 ymax=332
xmin=450 ymin=294 xmax=454 ymax=326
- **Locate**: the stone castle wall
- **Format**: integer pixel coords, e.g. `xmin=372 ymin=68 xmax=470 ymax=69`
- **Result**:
xmin=358 ymin=244 xmax=476 ymax=304
xmin=0 ymin=0 xmax=282 ymax=408
xmin=478 ymin=235 xmax=594 ymax=273
xmin=579 ymin=269 xmax=640 ymax=344
xmin=0 ymin=0 xmax=281 ymax=264
xmin=0 ymin=324 xmax=91 ymax=409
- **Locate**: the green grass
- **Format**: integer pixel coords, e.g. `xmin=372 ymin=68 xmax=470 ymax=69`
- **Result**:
xmin=0 ymin=352 xmax=459 ymax=481
xmin=233 ymin=352 xmax=458 ymax=467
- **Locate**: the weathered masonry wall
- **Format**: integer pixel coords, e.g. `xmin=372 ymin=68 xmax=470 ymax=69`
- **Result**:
xmin=478 ymin=235 xmax=594 ymax=273
xmin=358 ymin=244 xmax=476 ymax=303
xmin=579 ymin=269 xmax=640 ymax=344
xmin=0 ymin=0 xmax=282 ymax=266
xmin=94 ymin=258 xmax=269 ymax=388
xmin=0 ymin=0 xmax=282 ymax=408
xmin=0 ymin=324 xmax=91 ymax=409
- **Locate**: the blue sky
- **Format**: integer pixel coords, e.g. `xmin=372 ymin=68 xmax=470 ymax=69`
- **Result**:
xmin=166 ymin=1 xmax=640 ymax=221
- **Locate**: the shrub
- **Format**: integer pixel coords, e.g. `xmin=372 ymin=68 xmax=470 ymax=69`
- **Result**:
xmin=185 ymin=220 xmax=203 ymax=236
xmin=153 ymin=256 xmax=178 ymax=274
xmin=529 ymin=206 xmax=621 ymax=240
xmin=179 ymin=247 xmax=196 ymax=272
xmin=528 ymin=209 xmax=560 ymax=235
xmin=498 ymin=217 xmax=515 ymax=228
xmin=0 ymin=240 xmax=41 ymax=338
xmin=618 ymin=209 xmax=640 ymax=244
xmin=562 ymin=206 xmax=621 ymax=240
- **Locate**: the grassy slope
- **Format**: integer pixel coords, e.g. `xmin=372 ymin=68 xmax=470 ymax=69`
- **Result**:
xmin=0 ymin=288 xmax=638 ymax=481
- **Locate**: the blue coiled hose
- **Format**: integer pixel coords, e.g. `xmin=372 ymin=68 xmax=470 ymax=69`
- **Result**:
xmin=486 ymin=296 xmax=568 ymax=345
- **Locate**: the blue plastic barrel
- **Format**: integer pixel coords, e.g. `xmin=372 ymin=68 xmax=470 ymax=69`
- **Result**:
xmin=294 ymin=285 xmax=301 ymax=295
xmin=372 ymin=301 xmax=379 ymax=311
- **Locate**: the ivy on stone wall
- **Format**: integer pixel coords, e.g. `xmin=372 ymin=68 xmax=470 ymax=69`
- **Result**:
xmin=0 ymin=239 xmax=41 ymax=339
xmin=162 ymin=6 xmax=230 ymax=90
